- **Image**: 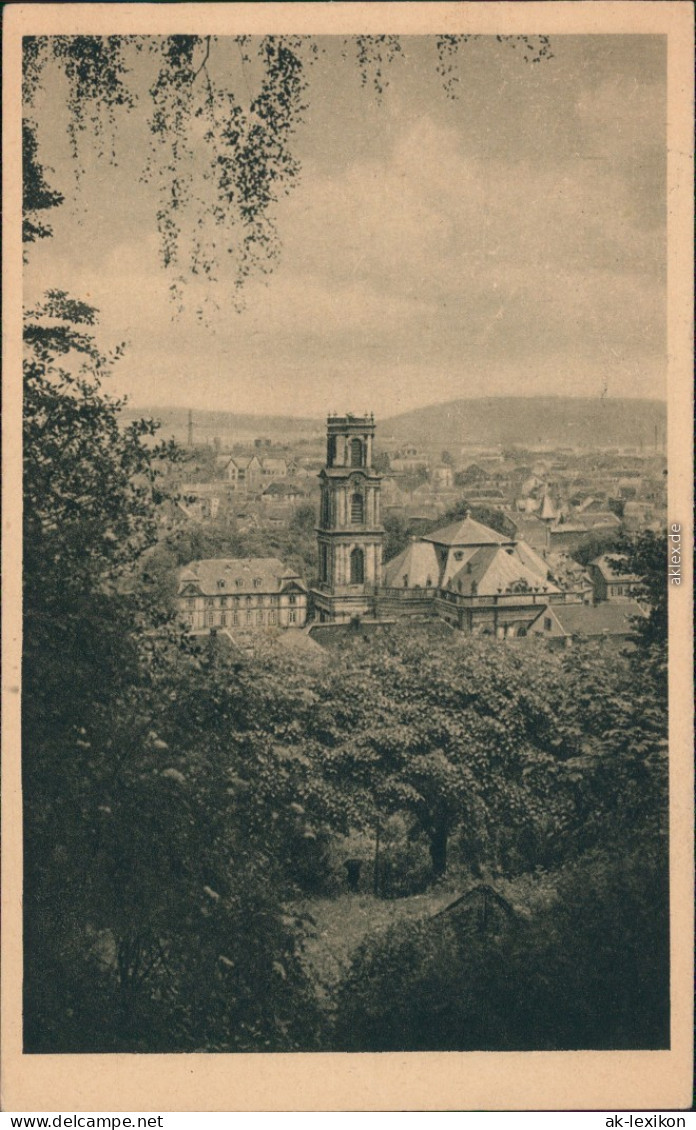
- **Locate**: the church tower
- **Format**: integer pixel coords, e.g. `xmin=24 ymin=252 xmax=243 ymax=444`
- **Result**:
xmin=312 ymin=413 xmax=384 ymax=623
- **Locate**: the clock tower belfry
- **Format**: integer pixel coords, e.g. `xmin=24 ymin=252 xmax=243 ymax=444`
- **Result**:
xmin=312 ymin=413 xmax=384 ymax=623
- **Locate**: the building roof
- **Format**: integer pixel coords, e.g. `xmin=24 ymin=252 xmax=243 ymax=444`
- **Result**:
xmin=178 ymin=557 xmax=305 ymax=596
xmin=262 ymin=480 xmax=307 ymax=498
xmin=590 ymin=554 xmax=639 ymax=582
xmin=539 ymin=493 xmax=558 ymax=521
xmin=548 ymin=521 xmax=589 ymax=534
xmin=179 ymin=482 xmax=223 ymax=496
xmin=582 ymin=512 xmax=622 ymax=529
xmin=546 ymin=552 xmax=593 ymax=587
xmin=510 ymin=514 xmax=548 ymax=546
xmin=514 ymin=538 xmax=550 ymax=579
xmin=448 ymin=546 xmax=560 ymax=597
xmin=424 ymin=514 xmax=514 ymax=548
xmin=383 ymin=539 xmax=440 ymax=588
xmin=533 ymin=600 xmax=645 ymax=637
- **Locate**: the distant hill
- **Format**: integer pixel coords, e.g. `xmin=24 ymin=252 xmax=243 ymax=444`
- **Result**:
xmin=122 ymin=397 xmax=666 ymax=452
xmin=380 ymin=397 xmax=666 ymax=452
xmin=121 ymin=406 xmax=322 ymax=447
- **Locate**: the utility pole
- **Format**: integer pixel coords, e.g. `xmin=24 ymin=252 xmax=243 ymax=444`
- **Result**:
xmin=187 ymin=409 xmax=193 ymax=448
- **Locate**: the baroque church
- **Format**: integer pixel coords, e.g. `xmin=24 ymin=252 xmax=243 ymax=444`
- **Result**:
xmin=312 ymin=413 xmax=584 ymax=638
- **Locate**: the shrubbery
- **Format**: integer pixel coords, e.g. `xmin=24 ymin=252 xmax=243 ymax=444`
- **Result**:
xmin=332 ymin=847 xmax=669 ymax=1051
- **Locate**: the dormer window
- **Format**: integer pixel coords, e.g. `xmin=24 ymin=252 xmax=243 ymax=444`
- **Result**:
xmin=253 ymin=578 xmax=261 ymax=588
xmin=235 ymin=579 xmax=242 ymax=588
xmin=217 ymin=580 xmax=226 ymax=590
xmin=454 ymin=551 xmax=464 ymax=561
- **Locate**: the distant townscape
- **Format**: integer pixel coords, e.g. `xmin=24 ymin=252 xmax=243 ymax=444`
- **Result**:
xmin=166 ymin=405 xmax=665 ymax=650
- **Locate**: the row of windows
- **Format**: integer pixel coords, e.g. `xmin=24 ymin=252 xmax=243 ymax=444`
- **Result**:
xmin=216 ymin=577 xmax=264 ymax=590
xmin=190 ymin=594 xmax=299 ymax=609
xmin=191 ymin=609 xmax=299 ymax=628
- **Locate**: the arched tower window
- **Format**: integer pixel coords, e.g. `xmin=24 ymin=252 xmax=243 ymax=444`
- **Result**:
xmin=350 ymin=547 xmax=365 ymax=584
xmin=321 ymin=489 xmax=330 ymax=527
xmin=327 ymin=434 xmax=336 ymax=467
xmin=350 ymin=438 xmax=363 ymax=467
xmin=351 ymin=492 xmax=364 ymax=524
xmin=320 ymin=544 xmax=329 ymax=582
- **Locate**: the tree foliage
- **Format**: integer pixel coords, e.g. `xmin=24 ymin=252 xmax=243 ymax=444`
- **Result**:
xmin=23 ymin=33 xmax=554 ymax=306
xmin=22 ymin=297 xmax=325 ymax=1052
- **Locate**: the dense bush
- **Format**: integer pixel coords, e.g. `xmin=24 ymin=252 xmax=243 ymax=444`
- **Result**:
xmin=332 ymin=848 xmax=669 ymax=1051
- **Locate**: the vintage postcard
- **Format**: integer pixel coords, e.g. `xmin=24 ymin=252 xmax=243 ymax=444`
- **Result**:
xmin=2 ymin=1 xmax=693 ymax=1113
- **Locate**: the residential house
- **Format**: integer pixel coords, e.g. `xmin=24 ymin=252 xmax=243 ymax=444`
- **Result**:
xmin=177 ymin=482 xmax=225 ymax=522
xmin=528 ymin=600 xmax=645 ymax=647
xmin=217 ymin=453 xmax=264 ymax=493
xmin=589 ymin=555 xmax=640 ymax=603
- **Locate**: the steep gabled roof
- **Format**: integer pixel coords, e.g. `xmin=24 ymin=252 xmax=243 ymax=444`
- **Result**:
xmin=539 ymin=492 xmax=558 ymax=520
xmin=423 ymin=514 xmax=514 ymax=548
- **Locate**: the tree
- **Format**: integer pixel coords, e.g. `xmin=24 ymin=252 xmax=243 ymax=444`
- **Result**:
xmin=22 ymin=118 xmax=64 ymax=244
xmin=21 ymin=292 xmax=329 ymax=1051
xmin=383 ymin=511 xmax=410 ymax=561
xmin=308 ymin=630 xmax=592 ymax=880
xmin=571 ymin=528 xmax=624 ymax=566
xmin=23 ymin=34 xmax=553 ymax=305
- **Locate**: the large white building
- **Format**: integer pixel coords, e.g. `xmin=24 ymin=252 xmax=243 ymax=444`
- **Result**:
xmin=177 ymin=557 xmax=308 ymax=632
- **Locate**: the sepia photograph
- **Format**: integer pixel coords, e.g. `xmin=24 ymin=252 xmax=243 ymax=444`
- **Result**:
xmin=3 ymin=0 xmax=693 ymax=1114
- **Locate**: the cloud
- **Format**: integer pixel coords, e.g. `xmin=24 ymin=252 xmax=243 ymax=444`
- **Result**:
xmin=24 ymin=37 xmax=666 ymax=415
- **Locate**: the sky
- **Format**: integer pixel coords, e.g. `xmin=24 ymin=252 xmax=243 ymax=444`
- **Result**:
xmin=24 ymin=34 xmax=667 ymax=418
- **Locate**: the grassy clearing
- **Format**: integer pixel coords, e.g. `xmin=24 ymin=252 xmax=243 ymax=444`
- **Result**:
xmin=295 ymin=891 xmax=451 ymax=997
